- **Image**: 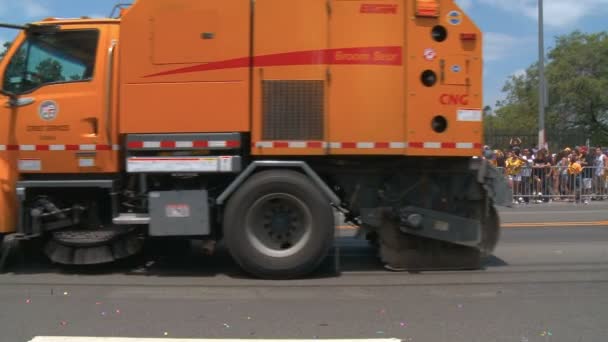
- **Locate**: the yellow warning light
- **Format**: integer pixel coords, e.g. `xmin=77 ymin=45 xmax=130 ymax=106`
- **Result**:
xmin=416 ymin=0 xmax=440 ymax=17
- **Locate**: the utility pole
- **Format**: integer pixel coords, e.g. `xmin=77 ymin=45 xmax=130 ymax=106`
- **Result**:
xmin=538 ymin=0 xmax=546 ymax=149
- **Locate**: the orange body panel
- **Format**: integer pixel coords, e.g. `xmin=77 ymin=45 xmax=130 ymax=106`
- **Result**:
xmin=403 ymin=1 xmax=483 ymax=156
xmin=118 ymin=0 xmax=251 ymax=134
xmin=250 ymin=0 xmax=330 ymax=156
xmin=0 ymin=153 xmax=17 ymax=233
xmin=117 ymin=0 xmax=482 ymax=156
xmin=326 ymin=0 xmax=405 ymax=156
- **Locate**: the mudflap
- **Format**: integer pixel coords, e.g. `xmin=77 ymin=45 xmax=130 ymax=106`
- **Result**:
xmin=474 ymin=159 xmax=512 ymax=207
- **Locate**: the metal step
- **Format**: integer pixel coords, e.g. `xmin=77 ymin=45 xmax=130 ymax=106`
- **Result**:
xmin=113 ymin=213 xmax=150 ymax=225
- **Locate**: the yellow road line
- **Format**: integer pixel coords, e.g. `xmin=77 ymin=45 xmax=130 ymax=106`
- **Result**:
xmin=337 ymin=221 xmax=608 ymax=230
xmin=502 ymin=221 xmax=608 ymax=228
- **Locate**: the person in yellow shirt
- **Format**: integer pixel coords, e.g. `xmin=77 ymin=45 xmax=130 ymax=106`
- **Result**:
xmin=568 ymin=156 xmax=582 ymax=175
xmin=568 ymin=155 xmax=583 ymax=202
xmin=506 ymin=147 xmax=525 ymax=203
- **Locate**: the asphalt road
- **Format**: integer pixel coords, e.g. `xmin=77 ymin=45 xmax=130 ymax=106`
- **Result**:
xmin=1 ymin=203 xmax=607 ymax=342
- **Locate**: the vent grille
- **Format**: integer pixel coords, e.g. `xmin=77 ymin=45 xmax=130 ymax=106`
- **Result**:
xmin=262 ymin=80 xmax=324 ymax=141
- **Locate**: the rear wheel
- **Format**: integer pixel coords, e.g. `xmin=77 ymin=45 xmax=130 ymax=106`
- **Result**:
xmin=223 ymin=170 xmax=334 ymax=279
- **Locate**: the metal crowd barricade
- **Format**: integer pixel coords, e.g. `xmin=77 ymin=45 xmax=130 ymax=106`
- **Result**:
xmin=496 ymin=166 xmax=607 ymax=204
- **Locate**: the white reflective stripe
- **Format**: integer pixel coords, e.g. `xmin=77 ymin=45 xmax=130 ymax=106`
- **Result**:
xmin=456 ymin=142 xmax=474 ymax=149
xmin=49 ymin=145 xmax=66 ymax=151
xmin=329 ymin=142 xmax=342 ymax=149
xmin=176 ymin=141 xmax=194 ymax=148
xmin=357 ymin=142 xmax=375 ymax=149
xmin=0 ymin=145 xmax=5 ymax=151
xmin=143 ymin=141 xmax=161 ymax=149
xmin=30 ymin=338 xmax=401 ymax=342
xmin=79 ymin=145 xmax=97 ymax=151
xmin=424 ymin=142 xmax=441 ymax=149
xmin=289 ymin=141 xmax=307 ymax=148
xmin=113 ymin=144 xmax=121 ymax=151
xmin=256 ymin=141 xmax=274 ymax=148
xmin=20 ymin=145 xmax=35 ymax=151
xmin=208 ymin=141 xmax=227 ymax=148
xmin=389 ymin=142 xmax=407 ymax=148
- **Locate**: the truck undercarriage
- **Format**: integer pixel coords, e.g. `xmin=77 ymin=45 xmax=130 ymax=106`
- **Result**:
xmin=4 ymin=156 xmax=509 ymax=278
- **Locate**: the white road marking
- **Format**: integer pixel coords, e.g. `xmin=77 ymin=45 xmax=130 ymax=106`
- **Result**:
xmin=30 ymin=338 xmax=400 ymax=342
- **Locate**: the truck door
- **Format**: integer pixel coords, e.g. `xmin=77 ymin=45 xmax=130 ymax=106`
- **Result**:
xmin=0 ymin=24 xmax=119 ymax=175
xmin=327 ymin=0 xmax=406 ymax=154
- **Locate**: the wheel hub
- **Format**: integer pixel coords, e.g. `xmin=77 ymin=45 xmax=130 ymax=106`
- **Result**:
xmin=246 ymin=193 xmax=313 ymax=258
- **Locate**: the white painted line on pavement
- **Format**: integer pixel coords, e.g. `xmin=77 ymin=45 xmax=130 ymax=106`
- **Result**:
xmin=30 ymin=338 xmax=401 ymax=342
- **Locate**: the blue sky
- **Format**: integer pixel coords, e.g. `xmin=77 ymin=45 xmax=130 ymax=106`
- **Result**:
xmin=0 ymin=0 xmax=607 ymax=109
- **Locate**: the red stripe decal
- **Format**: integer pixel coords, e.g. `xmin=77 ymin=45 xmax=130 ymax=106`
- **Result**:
xmin=96 ymin=145 xmax=112 ymax=151
xmin=307 ymin=141 xmax=324 ymax=148
xmin=442 ymin=142 xmax=456 ymax=149
xmin=360 ymin=4 xmax=398 ymax=14
xmin=474 ymin=143 xmax=483 ymax=149
xmin=193 ymin=141 xmax=209 ymax=148
xmin=128 ymin=141 xmax=144 ymax=149
xmin=226 ymin=140 xmax=241 ymax=148
xmin=409 ymin=142 xmax=424 ymax=148
xmin=7 ymin=145 xmax=18 ymax=151
xmin=274 ymin=142 xmax=289 ymax=148
xmin=375 ymin=142 xmax=390 ymax=149
xmin=145 ymin=46 xmax=402 ymax=78
xmin=160 ymin=141 xmax=176 ymax=149
xmin=36 ymin=145 xmax=49 ymax=151
xmin=66 ymin=145 xmax=79 ymax=151
xmin=342 ymin=142 xmax=357 ymax=149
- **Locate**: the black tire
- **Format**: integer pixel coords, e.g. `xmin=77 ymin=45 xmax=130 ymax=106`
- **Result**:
xmin=223 ymin=170 xmax=334 ymax=279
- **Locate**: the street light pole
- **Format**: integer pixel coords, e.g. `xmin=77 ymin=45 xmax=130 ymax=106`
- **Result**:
xmin=538 ymin=0 xmax=546 ymax=149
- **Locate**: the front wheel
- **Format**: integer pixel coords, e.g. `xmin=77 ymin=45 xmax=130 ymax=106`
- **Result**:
xmin=223 ymin=170 xmax=334 ymax=279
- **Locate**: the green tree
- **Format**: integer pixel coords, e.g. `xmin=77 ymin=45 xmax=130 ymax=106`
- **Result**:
xmin=0 ymin=41 xmax=11 ymax=60
xmin=489 ymin=31 xmax=608 ymax=146
xmin=546 ymin=31 xmax=608 ymax=144
xmin=35 ymin=58 xmax=64 ymax=83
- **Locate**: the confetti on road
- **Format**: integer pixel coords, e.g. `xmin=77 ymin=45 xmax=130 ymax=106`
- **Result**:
xmin=60 ymin=321 xmax=67 ymax=327
xmin=223 ymin=323 xmax=231 ymax=328
xmin=540 ymin=330 xmax=553 ymax=337
xmin=400 ymin=322 xmax=408 ymax=327
xmin=101 ymin=312 xmax=107 ymax=316
xmin=457 ymin=304 xmax=464 ymax=309
xmin=95 ymin=302 xmax=102 ymax=305
xmin=115 ymin=309 xmax=121 ymax=314
xmin=247 ymin=316 xmax=252 ymax=320
xmin=163 ymin=332 xmax=168 ymax=336
xmin=25 ymin=299 xmax=31 ymax=304
xmin=63 ymin=292 xmax=69 ymax=296
xmin=376 ymin=331 xmax=385 ymax=335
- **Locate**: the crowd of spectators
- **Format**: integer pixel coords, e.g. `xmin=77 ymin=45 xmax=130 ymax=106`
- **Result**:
xmin=484 ymin=138 xmax=608 ymax=204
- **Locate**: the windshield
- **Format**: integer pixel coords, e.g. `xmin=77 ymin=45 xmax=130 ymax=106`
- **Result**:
xmin=2 ymin=30 xmax=99 ymax=94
